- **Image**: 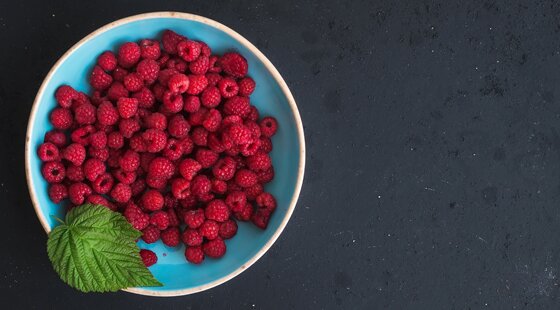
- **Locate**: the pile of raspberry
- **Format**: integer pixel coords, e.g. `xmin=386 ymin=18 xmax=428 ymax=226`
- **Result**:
xmin=37 ymin=30 xmax=279 ymax=266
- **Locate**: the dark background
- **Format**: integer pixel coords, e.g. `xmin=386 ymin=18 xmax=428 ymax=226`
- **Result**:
xmin=2 ymin=0 xmax=560 ymax=308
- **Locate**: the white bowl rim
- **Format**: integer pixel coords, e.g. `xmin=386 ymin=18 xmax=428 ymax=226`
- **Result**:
xmin=25 ymin=11 xmax=306 ymax=297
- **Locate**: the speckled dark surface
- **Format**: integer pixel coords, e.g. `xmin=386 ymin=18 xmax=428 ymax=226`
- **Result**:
xmin=2 ymin=0 xmax=560 ymax=308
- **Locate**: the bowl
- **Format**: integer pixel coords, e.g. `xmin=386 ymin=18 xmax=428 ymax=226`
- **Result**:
xmin=25 ymin=12 xmax=305 ymax=296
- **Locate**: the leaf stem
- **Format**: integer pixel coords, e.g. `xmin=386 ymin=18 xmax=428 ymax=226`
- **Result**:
xmin=50 ymin=214 xmax=65 ymax=225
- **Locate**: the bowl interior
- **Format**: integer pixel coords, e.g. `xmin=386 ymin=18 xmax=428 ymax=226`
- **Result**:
xmin=27 ymin=15 xmax=303 ymax=294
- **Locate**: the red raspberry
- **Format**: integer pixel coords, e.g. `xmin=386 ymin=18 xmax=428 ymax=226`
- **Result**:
xmin=62 ymin=143 xmax=86 ymax=166
xmin=225 ymin=145 xmax=240 ymax=156
xmin=195 ymin=148 xmax=219 ymax=168
xmin=225 ymin=123 xmax=252 ymax=145
xmin=118 ymin=42 xmax=141 ymax=68
xmin=226 ymin=191 xmax=247 ymax=213
xmin=211 ymin=157 xmax=236 ymax=181
xmin=188 ymin=107 xmax=208 ymax=127
xmin=183 ymin=95 xmax=201 ymax=113
xmin=245 ymin=121 xmax=261 ymax=139
xmin=90 ymin=65 xmax=113 ymax=90
xmin=130 ymin=178 xmax=146 ymax=197
xmin=112 ymin=66 xmax=129 ymax=82
xmin=206 ymin=72 xmax=222 ymax=86
xmin=132 ymin=87 xmax=156 ymax=108
xmin=92 ymin=172 xmax=114 ymax=194
xmin=107 ymin=149 xmax=122 ymax=168
xmin=219 ymin=220 xmax=238 ymax=239
xmin=157 ymin=52 xmax=170 ymax=66
xmin=200 ymin=41 xmax=212 ymax=56
xmin=107 ymin=82 xmax=129 ymax=101
xmin=142 ymin=129 xmax=167 ymax=153
xmin=211 ymin=179 xmax=228 ymax=194
xmin=140 ymin=153 xmax=156 ymax=173
xmin=50 ymin=107 xmax=73 ymax=130
xmin=227 ymin=178 xmax=243 ymax=193
xmin=223 ymin=96 xmax=250 ymax=117
xmin=178 ymin=158 xmax=202 ymax=180
xmin=117 ymin=97 xmax=138 ymax=119
xmin=113 ymin=169 xmax=136 ymax=185
xmin=234 ymin=202 xmax=254 ymax=221
xmin=245 ymin=183 xmax=264 ymax=201
xmin=185 ymin=246 xmax=204 ymax=264
xmin=140 ymin=249 xmax=158 ymax=267
xmin=221 ymin=115 xmax=243 ymax=127
xmin=165 ymin=58 xmax=186 ymax=72
xmin=203 ymin=237 xmax=226 ymax=258
xmin=55 ymin=85 xmax=78 ymax=108
xmin=65 ymin=164 xmax=84 ymax=182
xmin=37 ymin=142 xmax=59 ymax=162
xmin=190 ymin=127 xmax=208 ymax=146
xmin=146 ymin=176 xmax=167 ymax=189
xmin=198 ymin=220 xmax=219 ymax=240
xmin=141 ymin=189 xmax=164 ymax=211
xmin=97 ymin=51 xmax=117 ymax=72
xmin=148 ymin=157 xmax=175 ymax=179
xmin=163 ymin=138 xmax=184 ymax=161
xmin=68 ymin=182 xmax=92 ymax=205
xmin=85 ymin=194 xmax=114 ymax=210
xmin=207 ymin=133 xmax=225 ymax=153
xmin=168 ymin=115 xmax=190 ymax=138
xmin=259 ymin=137 xmax=273 ymax=153
xmin=246 ymin=153 xmax=272 ymax=171
xmin=177 ymin=40 xmax=201 ymax=61
xmin=238 ymin=77 xmax=256 ymax=96
xmin=83 ymin=158 xmax=105 ymax=181
xmin=201 ymin=109 xmax=221 ymax=133
xmin=201 ymin=87 xmax=221 ymax=108
xmin=217 ymin=77 xmax=239 ymax=98
xmin=136 ymin=59 xmax=160 ymax=82
xmin=118 ymin=150 xmax=139 ymax=172
xmin=107 ymin=131 xmax=124 ymax=149
xmin=88 ymin=147 xmax=109 ymax=162
xmin=119 ymin=118 xmax=140 ymax=138
xmin=128 ymin=133 xmax=146 ymax=152
xmin=124 ymin=203 xmax=150 ymax=230
xmin=157 ymin=68 xmax=178 ymax=86
xmin=161 ymin=227 xmax=180 ymax=247
xmin=189 ymin=56 xmax=209 ymax=75
xmin=180 ymin=137 xmax=194 ymax=155
xmin=180 ymin=196 xmax=197 ymax=209
xmin=96 ymin=102 xmax=118 ymax=127
xmin=260 ymin=117 xmax=278 ymax=137
xmin=235 ymin=169 xmax=258 ymax=188
xmin=256 ymin=192 xmax=277 ymax=212
xmin=89 ymin=131 xmax=107 ymax=149
xmin=140 ymin=39 xmax=161 ymax=60
xmin=142 ymin=225 xmax=161 ymax=244
xmin=162 ymin=30 xmax=186 ymax=54
xmin=162 ymin=90 xmax=184 ymax=113
xmin=219 ymin=52 xmax=248 ymax=78
xmin=205 ymin=199 xmax=230 ymax=222
xmin=70 ymin=125 xmax=95 ymax=146
xmin=208 ymin=55 xmax=221 ymax=72
xmin=182 ymin=228 xmax=203 ymax=246
xmin=199 ymin=193 xmax=215 ymax=203
xmin=48 ymin=183 xmax=68 ymax=203
xmin=191 ymin=175 xmax=211 ymax=196
xmin=184 ymin=209 xmax=205 ymax=229
xmin=123 ymin=73 xmax=143 ymax=92
xmin=150 ymin=211 xmax=170 ymax=230
xmin=144 ymin=112 xmax=167 ymax=130
xmin=186 ymin=74 xmax=208 ymax=95
xmin=167 ymin=208 xmax=180 ymax=226
xmin=247 ymin=106 xmax=259 ymax=122
xmin=251 ymin=208 xmax=272 ymax=229
xmin=257 ymin=167 xmax=275 ymax=183
xmin=44 ymin=130 xmax=67 ymax=148
xmin=110 ymin=183 xmax=131 ymax=203
xmin=171 ymin=178 xmax=191 ymax=199
xmin=168 ymin=73 xmax=190 ymax=94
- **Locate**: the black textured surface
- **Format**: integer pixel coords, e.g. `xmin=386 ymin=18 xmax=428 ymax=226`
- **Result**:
xmin=2 ymin=0 xmax=560 ymax=308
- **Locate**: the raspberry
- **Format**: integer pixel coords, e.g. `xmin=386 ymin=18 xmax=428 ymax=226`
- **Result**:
xmin=226 ymin=191 xmax=247 ymax=213
xmin=195 ymin=149 xmax=219 ymax=168
xmin=83 ymin=158 xmax=105 ymax=181
xmin=247 ymin=106 xmax=259 ymax=122
xmin=97 ymin=51 xmax=117 ymax=72
xmin=225 ymin=123 xmax=252 ymax=145
xmin=146 ymin=176 xmax=167 ymax=189
xmin=205 ymin=199 xmax=230 ymax=222
xmin=208 ymin=55 xmax=221 ymax=73
xmin=256 ymin=192 xmax=277 ymax=212
xmin=140 ymin=249 xmax=158 ymax=267
xmin=62 ymin=143 xmax=86 ymax=166
xmin=92 ymin=172 xmax=114 ymax=194
xmin=55 ymin=85 xmax=78 ymax=108
xmin=132 ymin=87 xmax=156 ymax=108
xmin=128 ymin=133 xmax=146 ymax=152
xmin=206 ymin=72 xmax=222 ymax=86
xmin=119 ymin=118 xmax=140 ymax=138
xmin=113 ymin=169 xmax=136 ymax=184
xmin=123 ymin=73 xmax=143 ymax=92
xmin=185 ymin=246 xmax=204 ymax=264
xmin=136 ymin=59 xmax=160 ymax=82
xmin=90 ymin=65 xmax=113 ymax=90
xmin=89 ymin=131 xmax=107 ymax=149
xmin=70 ymin=125 xmax=94 ymax=146
xmin=209 ymin=157 xmax=235 ymax=181
xmin=88 ymin=147 xmax=109 ymax=162
xmin=150 ymin=211 xmax=170 ymax=230
xmin=157 ymin=68 xmax=178 ymax=86
xmin=199 ymin=193 xmax=215 ymax=203
xmin=157 ymin=51 xmax=170 ymax=66
xmin=107 ymin=82 xmax=129 ymax=101
xmin=219 ymin=220 xmax=238 ymax=239
xmin=244 ymin=121 xmax=261 ymax=139
xmin=251 ymin=208 xmax=272 ymax=229
xmin=245 ymin=183 xmax=263 ymax=201
xmin=259 ymin=137 xmax=273 ymax=153
xmin=219 ymin=52 xmax=248 ymax=78
xmin=112 ymin=66 xmax=129 ymax=82
xmin=50 ymin=108 xmax=73 ymax=130
xmin=148 ymin=157 xmax=175 ymax=179
xmin=44 ymin=130 xmax=67 ymax=148
xmin=184 ymin=209 xmax=205 ymax=229
xmin=140 ymin=153 xmax=156 ymax=173
xmin=180 ymin=137 xmax=194 ymax=155
xmin=141 ymin=189 xmax=164 ymax=211
xmin=260 ymin=117 xmax=278 ymax=137
xmin=222 ymin=115 xmax=243 ymax=127
xmin=48 ymin=183 xmax=68 ymax=203
xmin=207 ymin=133 xmax=225 ymax=153
xmin=163 ymin=138 xmax=184 ymax=161
xmin=238 ymin=77 xmax=256 ymax=96
xmin=190 ymin=127 xmax=208 ymax=146
xmin=167 ymin=208 xmax=180 ymax=226
xmin=191 ymin=175 xmax=211 ymax=196
xmin=162 ymin=30 xmax=186 ymax=54
xmin=183 ymin=95 xmax=201 ymax=113
xmin=217 ymin=77 xmax=239 ymax=98
xmin=37 ymin=142 xmax=59 ymax=162
xmin=211 ymin=179 xmax=228 ymax=194
xmin=188 ymin=107 xmax=208 ymax=127
xmin=199 ymin=88 xmax=220 ymax=109
xmin=86 ymin=194 xmax=113 ymax=210
xmin=142 ymin=129 xmax=167 ymax=153
xmin=246 ymin=153 xmax=272 ymax=171
xmin=142 ymin=225 xmax=161 ymax=243
xmin=189 ymin=56 xmax=209 ymax=75
xmin=200 ymin=109 xmax=221 ymax=133
xmin=223 ymin=96 xmax=250 ymax=117
xmin=178 ymin=158 xmax=202 ymax=180
xmin=124 ymin=203 xmax=150 ymax=230
xmin=235 ymin=169 xmax=258 ymax=188
xmin=117 ymin=97 xmax=138 ymax=119
xmin=91 ymin=90 xmax=105 ymax=106
xmin=161 ymin=227 xmax=180 ymax=247
xmin=73 ymin=102 xmax=95 ymax=126
xmin=242 ymin=140 xmax=263 ymax=156
xmin=118 ymin=150 xmax=139 ymax=172
xmin=162 ymin=90 xmax=184 ymax=113
xmin=140 ymin=39 xmax=161 ymax=60
xmin=198 ymin=220 xmax=219 ymax=240
xmin=168 ymin=73 xmax=190 ymax=94
xmin=177 ymin=40 xmax=201 ymax=61
xmin=171 ymin=178 xmax=191 ymax=199
xmin=144 ymin=112 xmax=167 ymax=130
xmin=257 ymin=167 xmax=275 ymax=183
xmin=118 ymin=42 xmax=141 ymax=68
xmin=68 ymin=182 xmax=92 ymax=205
xmin=234 ymin=202 xmax=254 ymax=221
xmin=225 ymin=145 xmax=240 ymax=156
xmin=110 ymin=183 xmax=131 ymax=203
xmin=182 ymin=228 xmax=203 ymax=246
xmin=180 ymin=196 xmax=197 ymax=209
xmin=107 ymin=131 xmax=124 ymax=149
xmin=203 ymin=237 xmax=226 ymax=258
xmin=168 ymin=115 xmax=190 ymax=138
xmin=199 ymin=41 xmax=211 ymax=57
xmin=130 ymin=178 xmax=146 ymax=197
xmin=186 ymin=74 xmax=208 ymax=95
xmin=107 ymin=149 xmax=122 ymax=168
xmin=65 ymin=164 xmax=83 ymax=182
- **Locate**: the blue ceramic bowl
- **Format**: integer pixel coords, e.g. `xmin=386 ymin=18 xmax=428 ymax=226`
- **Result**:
xmin=25 ymin=12 xmax=305 ymax=296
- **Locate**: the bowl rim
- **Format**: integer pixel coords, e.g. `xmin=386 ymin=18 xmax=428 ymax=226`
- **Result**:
xmin=25 ymin=11 xmax=305 ymax=297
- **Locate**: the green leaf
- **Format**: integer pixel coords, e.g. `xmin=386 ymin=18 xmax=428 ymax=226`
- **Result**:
xmin=47 ymin=204 xmax=162 ymax=292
